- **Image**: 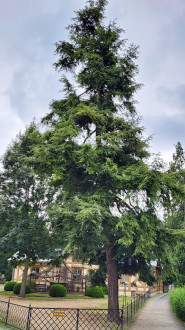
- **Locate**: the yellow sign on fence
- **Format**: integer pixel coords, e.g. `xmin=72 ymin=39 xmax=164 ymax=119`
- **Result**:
xmin=53 ymin=309 xmax=65 ymax=317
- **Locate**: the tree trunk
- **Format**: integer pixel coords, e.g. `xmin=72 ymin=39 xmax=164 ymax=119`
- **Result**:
xmin=105 ymin=243 xmax=119 ymax=320
xmin=19 ymin=254 xmax=30 ymax=297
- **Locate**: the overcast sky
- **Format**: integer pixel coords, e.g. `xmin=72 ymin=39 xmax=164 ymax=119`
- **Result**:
xmin=1 ymin=0 xmax=185 ymax=164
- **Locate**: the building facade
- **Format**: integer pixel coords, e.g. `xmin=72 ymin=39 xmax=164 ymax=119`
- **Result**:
xmin=12 ymin=255 xmax=162 ymax=295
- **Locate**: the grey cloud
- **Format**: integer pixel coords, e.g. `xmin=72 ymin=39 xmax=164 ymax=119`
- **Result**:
xmin=1 ymin=0 xmax=185 ymax=162
xmin=142 ymin=114 xmax=185 ymax=154
xmin=157 ymin=85 xmax=185 ymax=114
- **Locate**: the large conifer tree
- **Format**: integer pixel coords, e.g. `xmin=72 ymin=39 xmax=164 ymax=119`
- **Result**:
xmin=37 ymin=0 xmax=183 ymax=312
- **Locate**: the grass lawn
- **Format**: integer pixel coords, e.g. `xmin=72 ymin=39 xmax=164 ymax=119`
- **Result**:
xmin=0 ymin=321 xmax=17 ymax=329
xmin=0 ymin=290 xmax=132 ymax=306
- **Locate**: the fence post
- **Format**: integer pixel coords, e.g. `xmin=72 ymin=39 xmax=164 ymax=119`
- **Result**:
xmin=127 ymin=303 xmax=128 ymax=326
xmin=121 ymin=308 xmax=124 ymax=330
xmin=5 ymin=299 xmax=10 ymax=326
xmin=26 ymin=304 xmax=32 ymax=330
xmin=76 ymin=309 xmax=79 ymax=330
xmin=131 ymin=299 xmax=132 ymax=320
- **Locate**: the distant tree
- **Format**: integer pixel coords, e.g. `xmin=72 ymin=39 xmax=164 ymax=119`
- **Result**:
xmin=0 ymin=123 xmax=55 ymax=297
xmin=0 ymin=197 xmax=13 ymax=280
xmin=35 ymin=0 xmax=183 ymax=313
xmin=164 ymin=142 xmax=185 ymax=286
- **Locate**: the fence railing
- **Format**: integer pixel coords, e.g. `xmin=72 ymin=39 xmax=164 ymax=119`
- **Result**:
xmin=0 ymin=291 xmax=150 ymax=329
xmin=122 ymin=290 xmax=150 ymax=327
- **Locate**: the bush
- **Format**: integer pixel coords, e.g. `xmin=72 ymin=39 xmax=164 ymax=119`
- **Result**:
xmin=86 ymin=286 xmax=104 ymax=298
xmin=13 ymin=282 xmax=31 ymax=295
xmin=169 ymin=287 xmax=185 ymax=322
xmin=102 ymin=285 xmax=108 ymax=295
xmin=49 ymin=284 xmax=67 ymax=297
xmin=4 ymin=281 xmax=17 ymax=291
xmin=86 ymin=286 xmax=93 ymax=297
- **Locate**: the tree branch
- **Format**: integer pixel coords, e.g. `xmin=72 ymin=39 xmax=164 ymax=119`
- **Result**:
xmin=115 ymin=196 xmax=138 ymax=215
xmin=83 ymin=129 xmax=96 ymax=144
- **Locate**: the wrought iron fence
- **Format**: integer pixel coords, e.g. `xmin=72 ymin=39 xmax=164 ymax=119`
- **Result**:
xmin=0 ymin=290 xmax=149 ymax=329
xmin=122 ymin=290 xmax=150 ymax=327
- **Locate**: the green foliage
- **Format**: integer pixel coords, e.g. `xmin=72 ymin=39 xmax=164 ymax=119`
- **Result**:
xmin=34 ymin=0 xmax=184 ymax=310
xmin=49 ymin=284 xmax=67 ymax=297
xmin=102 ymin=285 xmax=108 ymax=295
xmin=89 ymin=268 xmax=106 ymax=287
xmin=4 ymin=267 xmax=13 ymax=282
xmin=4 ymin=281 xmax=17 ymax=291
xmin=13 ymin=282 xmax=31 ymax=295
xmin=169 ymin=287 xmax=185 ymax=322
xmin=131 ymin=281 xmax=137 ymax=287
xmin=164 ymin=142 xmax=185 ymax=286
xmin=0 ymin=123 xmax=54 ymax=261
xmin=0 ymin=122 xmax=59 ymax=297
xmin=85 ymin=286 xmax=93 ymax=297
xmin=139 ymin=262 xmax=156 ymax=286
xmin=0 ymin=254 xmax=13 ymax=282
xmin=86 ymin=286 xmax=104 ymax=298
xmin=27 ymin=280 xmax=37 ymax=290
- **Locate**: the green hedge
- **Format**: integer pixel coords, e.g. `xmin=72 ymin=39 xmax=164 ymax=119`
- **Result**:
xmin=4 ymin=281 xmax=17 ymax=291
xmin=49 ymin=284 xmax=67 ymax=297
xmin=169 ymin=287 xmax=185 ymax=322
xmin=86 ymin=286 xmax=104 ymax=298
xmin=102 ymin=285 xmax=108 ymax=295
xmin=13 ymin=282 xmax=31 ymax=294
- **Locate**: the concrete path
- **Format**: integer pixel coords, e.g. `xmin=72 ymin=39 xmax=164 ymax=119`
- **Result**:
xmin=129 ymin=293 xmax=185 ymax=329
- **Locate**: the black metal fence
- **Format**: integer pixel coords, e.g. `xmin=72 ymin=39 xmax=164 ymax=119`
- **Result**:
xmin=122 ymin=290 xmax=150 ymax=327
xmin=0 ymin=291 xmax=149 ymax=329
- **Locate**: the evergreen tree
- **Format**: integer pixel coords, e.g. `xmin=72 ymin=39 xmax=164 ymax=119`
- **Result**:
xmin=0 ymin=123 xmax=55 ymax=297
xmin=36 ymin=0 xmax=183 ymax=312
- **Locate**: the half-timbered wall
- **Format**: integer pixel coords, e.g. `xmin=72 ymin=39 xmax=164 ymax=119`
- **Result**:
xmin=12 ymin=255 xmax=162 ymax=295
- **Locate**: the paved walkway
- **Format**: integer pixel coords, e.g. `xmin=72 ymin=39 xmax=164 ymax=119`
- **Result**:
xmin=129 ymin=293 xmax=184 ymax=329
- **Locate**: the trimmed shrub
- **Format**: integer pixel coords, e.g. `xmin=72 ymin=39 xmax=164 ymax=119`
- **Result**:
xmin=4 ymin=281 xmax=17 ymax=291
xmin=13 ymin=282 xmax=31 ymax=295
xmin=49 ymin=284 xmax=67 ymax=297
xmin=169 ymin=287 xmax=185 ymax=322
xmin=86 ymin=286 xmax=93 ymax=297
xmin=86 ymin=286 xmax=104 ymax=298
xmin=102 ymin=285 xmax=108 ymax=295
